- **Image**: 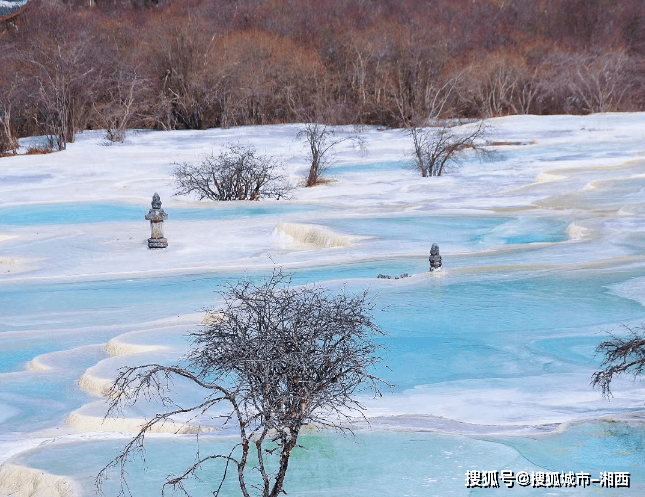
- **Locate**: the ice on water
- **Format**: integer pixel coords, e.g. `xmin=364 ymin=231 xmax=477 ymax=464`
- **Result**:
xmin=2 ymin=114 xmax=645 ymax=495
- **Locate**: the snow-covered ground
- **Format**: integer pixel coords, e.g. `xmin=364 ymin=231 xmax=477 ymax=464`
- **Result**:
xmin=2 ymin=114 xmax=645 ymax=496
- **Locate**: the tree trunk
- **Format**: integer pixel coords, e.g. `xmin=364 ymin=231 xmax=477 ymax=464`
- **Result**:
xmin=306 ymin=161 xmax=318 ymax=187
xmin=268 ymin=434 xmax=298 ymax=497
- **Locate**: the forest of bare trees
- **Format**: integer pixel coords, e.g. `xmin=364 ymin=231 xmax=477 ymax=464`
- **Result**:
xmin=1 ymin=0 xmax=644 ymax=153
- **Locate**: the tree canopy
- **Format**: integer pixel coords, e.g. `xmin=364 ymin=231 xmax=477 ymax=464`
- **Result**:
xmin=98 ymin=271 xmax=387 ymax=497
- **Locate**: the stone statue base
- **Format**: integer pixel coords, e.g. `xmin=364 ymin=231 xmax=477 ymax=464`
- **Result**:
xmin=148 ymin=237 xmax=168 ymax=249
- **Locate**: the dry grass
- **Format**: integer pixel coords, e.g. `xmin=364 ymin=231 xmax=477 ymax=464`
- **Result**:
xmin=25 ymin=145 xmax=54 ymax=155
xmin=298 ymin=177 xmax=338 ymax=187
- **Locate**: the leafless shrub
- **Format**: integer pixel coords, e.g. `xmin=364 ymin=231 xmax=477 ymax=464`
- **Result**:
xmin=174 ymin=144 xmax=291 ymax=201
xmin=24 ymin=34 xmax=104 ymax=150
xmin=407 ymin=120 xmax=490 ymax=177
xmin=97 ymin=271 xmax=388 ymax=497
xmin=592 ymin=324 xmax=645 ymax=397
xmin=387 ymin=39 xmax=457 ymax=125
xmin=0 ymin=102 xmax=18 ymax=155
xmin=95 ymin=67 xmax=146 ymax=144
xmin=296 ymin=122 xmax=365 ymax=187
xmin=542 ymin=51 xmax=632 ymax=114
xmin=0 ymin=54 xmax=20 ymax=155
xmin=152 ymin=20 xmax=218 ymax=130
xmin=457 ymin=55 xmax=543 ymax=117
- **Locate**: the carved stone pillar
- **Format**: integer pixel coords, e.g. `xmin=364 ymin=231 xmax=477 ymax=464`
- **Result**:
xmin=429 ymin=243 xmax=442 ymax=271
xmin=145 ymin=193 xmax=168 ymax=248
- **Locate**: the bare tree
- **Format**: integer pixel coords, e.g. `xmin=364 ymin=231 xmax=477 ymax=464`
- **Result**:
xmin=296 ymin=122 xmax=364 ymax=187
xmin=174 ymin=144 xmax=291 ymax=201
xmin=95 ymin=66 xmax=146 ymax=144
xmin=97 ymin=271 xmax=387 ymax=497
xmin=458 ymin=55 xmax=542 ymax=117
xmin=0 ymin=90 xmax=19 ymax=155
xmin=24 ymin=35 xmax=103 ymax=150
xmin=569 ymin=52 xmax=631 ymax=113
xmin=152 ymin=20 xmax=219 ymax=130
xmin=592 ymin=325 xmax=645 ymax=397
xmin=407 ymin=121 xmax=489 ymax=177
xmin=543 ymin=51 xmax=631 ymax=114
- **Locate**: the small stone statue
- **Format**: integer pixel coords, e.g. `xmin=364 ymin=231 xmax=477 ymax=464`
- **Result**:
xmin=145 ymin=192 xmax=168 ymax=248
xmin=429 ymin=243 xmax=442 ymax=271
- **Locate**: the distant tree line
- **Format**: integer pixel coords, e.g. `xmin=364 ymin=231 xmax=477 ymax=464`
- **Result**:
xmin=1 ymin=0 xmax=645 ymax=153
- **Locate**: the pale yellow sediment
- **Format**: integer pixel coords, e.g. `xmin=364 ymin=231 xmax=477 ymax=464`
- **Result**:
xmin=65 ymin=411 xmax=214 ymax=435
xmin=0 ymin=463 xmax=79 ymax=497
xmin=566 ymin=222 xmax=591 ymax=241
xmin=104 ymin=338 xmax=166 ymax=357
xmin=202 ymin=312 xmax=225 ymax=324
xmin=535 ymin=172 xmax=565 ymax=183
xmin=78 ymin=372 xmax=113 ymax=398
xmin=276 ymin=223 xmax=352 ymax=248
xmin=26 ymin=356 xmax=53 ymax=372
xmin=581 ymin=180 xmax=599 ymax=191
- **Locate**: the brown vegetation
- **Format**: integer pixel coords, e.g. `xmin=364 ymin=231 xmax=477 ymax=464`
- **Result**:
xmin=1 ymin=0 xmax=644 ymax=147
xmin=25 ymin=144 xmax=54 ymax=154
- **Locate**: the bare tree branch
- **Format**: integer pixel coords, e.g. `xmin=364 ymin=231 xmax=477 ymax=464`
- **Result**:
xmin=592 ymin=324 xmax=645 ymax=398
xmin=98 ymin=270 xmax=388 ymax=497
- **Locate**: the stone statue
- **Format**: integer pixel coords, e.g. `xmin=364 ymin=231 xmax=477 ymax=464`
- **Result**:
xmin=145 ymin=192 xmax=168 ymax=248
xmin=429 ymin=243 xmax=442 ymax=271
xmin=151 ymin=192 xmax=162 ymax=209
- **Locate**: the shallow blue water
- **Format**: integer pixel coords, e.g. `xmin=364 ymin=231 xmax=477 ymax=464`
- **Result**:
xmin=17 ymin=424 xmax=645 ymax=496
xmin=3 ymin=265 xmax=645 ymax=386
xmin=331 ymin=160 xmax=410 ymax=174
xmin=368 ymin=271 xmax=645 ymax=389
xmin=325 ymin=215 xmax=568 ymax=247
xmin=506 ymin=139 xmax=642 ymax=164
xmin=499 ymin=421 xmax=645 ymax=476
xmin=0 ymin=346 xmax=106 ymax=433
xmin=2 ymin=188 xmax=645 ymax=495
xmin=0 ymin=328 xmax=119 ymax=374
xmin=16 ymin=431 xmax=522 ymax=497
xmin=0 ymin=201 xmax=320 ymax=225
xmin=0 ymin=274 xmax=234 ymax=334
xmin=480 ymin=421 xmax=645 ymax=495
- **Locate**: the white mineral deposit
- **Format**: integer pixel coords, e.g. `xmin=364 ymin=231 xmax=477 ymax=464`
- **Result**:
xmin=1 ymin=114 xmax=645 ymax=496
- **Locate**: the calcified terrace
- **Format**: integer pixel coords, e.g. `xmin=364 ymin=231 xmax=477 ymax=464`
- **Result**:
xmin=1 ymin=114 xmax=645 ymax=496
